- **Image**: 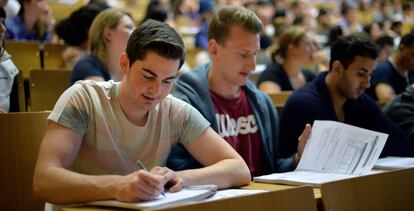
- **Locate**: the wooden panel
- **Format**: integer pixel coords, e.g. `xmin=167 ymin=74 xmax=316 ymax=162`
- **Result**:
xmin=0 ymin=112 xmax=50 ymax=211
xmin=17 ymin=70 xmax=26 ymax=112
xmin=185 ymin=48 xmax=206 ymax=69
xmin=46 ymin=1 xmax=84 ymax=21
xmin=156 ymin=186 xmax=317 ymax=211
xmin=61 ymin=182 xmax=321 ymax=211
xmin=43 ymin=43 xmax=68 ymax=69
xmin=268 ymin=91 xmax=292 ymax=107
xmin=242 ymin=181 xmax=321 ymax=200
xmin=5 ymin=40 xmax=41 ymax=79
xmin=30 ymin=69 xmax=71 ymax=111
xmin=321 ymin=168 xmax=414 ymax=211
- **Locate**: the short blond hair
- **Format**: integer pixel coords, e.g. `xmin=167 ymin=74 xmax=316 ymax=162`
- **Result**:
xmin=208 ymin=6 xmax=262 ymax=44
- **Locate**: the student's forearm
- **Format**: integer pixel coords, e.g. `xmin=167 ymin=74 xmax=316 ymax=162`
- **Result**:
xmin=33 ymin=166 xmax=120 ymax=204
xmin=176 ymin=159 xmax=250 ymax=189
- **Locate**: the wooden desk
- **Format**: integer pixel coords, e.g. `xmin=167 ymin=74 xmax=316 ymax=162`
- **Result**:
xmin=321 ymin=168 xmax=414 ymax=211
xmin=242 ymin=181 xmax=321 ymax=200
xmin=62 ymin=182 xmax=320 ymax=211
xmin=155 ymin=186 xmax=316 ymax=211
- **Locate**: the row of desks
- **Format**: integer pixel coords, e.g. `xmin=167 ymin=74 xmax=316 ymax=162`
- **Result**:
xmin=62 ymin=167 xmax=414 ymax=211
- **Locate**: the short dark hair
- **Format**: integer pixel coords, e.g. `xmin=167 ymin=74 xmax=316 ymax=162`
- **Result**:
xmin=126 ymin=19 xmax=185 ymax=70
xmin=55 ymin=5 xmax=103 ymax=46
xmin=208 ymin=5 xmax=262 ymax=44
xmin=399 ymin=31 xmax=414 ymax=47
xmin=375 ymin=35 xmax=394 ymax=47
xmin=330 ymin=34 xmax=379 ymax=70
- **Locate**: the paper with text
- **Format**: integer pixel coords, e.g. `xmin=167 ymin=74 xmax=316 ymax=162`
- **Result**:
xmin=254 ymin=121 xmax=388 ymax=186
xmin=297 ymin=120 xmax=387 ymax=174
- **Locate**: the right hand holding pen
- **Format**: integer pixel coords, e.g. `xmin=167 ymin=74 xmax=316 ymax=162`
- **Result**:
xmin=112 ymin=170 xmax=166 ymax=202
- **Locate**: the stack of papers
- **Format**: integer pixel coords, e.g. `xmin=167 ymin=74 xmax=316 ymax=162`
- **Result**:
xmin=254 ymin=121 xmax=388 ymax=187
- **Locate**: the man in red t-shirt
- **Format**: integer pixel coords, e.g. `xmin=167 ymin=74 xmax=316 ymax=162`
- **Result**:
xmin=167 ymin=5 xmax=311 ymax=176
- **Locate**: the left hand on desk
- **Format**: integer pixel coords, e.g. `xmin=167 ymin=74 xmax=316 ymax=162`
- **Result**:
xmin=150 ymin=166 xmax=183 ymax=192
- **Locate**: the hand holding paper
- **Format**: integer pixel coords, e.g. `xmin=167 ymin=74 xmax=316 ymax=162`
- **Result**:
xmin=254 ymin=121 xmax=388 ymax=186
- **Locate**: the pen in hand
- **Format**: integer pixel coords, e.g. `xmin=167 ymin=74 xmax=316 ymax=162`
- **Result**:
xmin=136 ymin=160 xmax=166 ymax=197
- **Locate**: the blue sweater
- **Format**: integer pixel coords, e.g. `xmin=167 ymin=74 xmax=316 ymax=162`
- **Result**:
xmin=366 ymin=60 xmax=414 ymax=101
xmin=70 ymin=55 xmax=110 ymax=85
xmin=256 ymin=63 xmax=315 ymax=91
xmin=166 ymin=63 xmax=296 ymax=174
xmin=279 ymin=72 xmax=414 ymax=158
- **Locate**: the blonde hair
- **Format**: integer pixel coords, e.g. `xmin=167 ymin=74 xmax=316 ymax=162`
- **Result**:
xmin=88 ymin=8 xmax=132 ymax=65
xmin=277 ymin=26 xmax=306 ymax=59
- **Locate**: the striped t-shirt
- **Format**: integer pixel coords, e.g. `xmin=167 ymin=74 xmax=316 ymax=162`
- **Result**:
xmin=48 ymin=80 xmax=210 ymax=175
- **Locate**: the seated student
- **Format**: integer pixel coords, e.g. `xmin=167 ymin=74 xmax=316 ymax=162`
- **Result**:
xmin=257 ymin=26 xmax=316 ymax=94
xmin=366 ymin=31 xmax=414 ymax=102
xmin=167 ymin=6 xmax=311 ymax=177
xmin=70 ymin=8 xmax=135 ymax=84
xmin=33 ymin=20 xmax=250 ymax=205
xmin=5 ymin=0 xmax=54 ymax=42
xmin=383 ymin=84 xmax=414 ymax=143
xmin=374 ymin=35 xmax=394 ymax=63
xmin=278 ymin=34 xmax=414 ymax=158
xmin=0 ymin=6 xmax=19 ymax=113
xmin=54 ymin=5 xmax=104 ymax=68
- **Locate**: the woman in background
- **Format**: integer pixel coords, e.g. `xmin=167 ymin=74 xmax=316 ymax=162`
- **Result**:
xmin=257 ymin=26 xmax=316 ymax=94
xmin=5 ymin=0 xmax=54 ymax=42
xmin=54 ymin=5 xmax=104 ymax=68
xmin=70 ymin=8 xmax=135 ymax=84
xmin=0 ymin=6 xmax=19 ymax=112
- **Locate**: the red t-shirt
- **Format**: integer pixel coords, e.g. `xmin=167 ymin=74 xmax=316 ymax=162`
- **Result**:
xmin=210 ymin=89 xmax=263 ymax=176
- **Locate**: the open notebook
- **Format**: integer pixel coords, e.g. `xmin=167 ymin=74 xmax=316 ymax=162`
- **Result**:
xmin=84 ymin=185 xmax=217 ymax=210
xmin=254 ymin=121 xmax=388 ymax=187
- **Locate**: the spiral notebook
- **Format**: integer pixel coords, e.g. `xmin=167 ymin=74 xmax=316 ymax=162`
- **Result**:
xmin=254 ymin=121 xmax=388 ymax=187
xmin=84 ymin=185 xmax=217 ymax=210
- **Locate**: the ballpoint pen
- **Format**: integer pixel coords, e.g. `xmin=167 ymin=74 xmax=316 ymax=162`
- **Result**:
xmin=136 ymin=160 xmax=166 ymax=197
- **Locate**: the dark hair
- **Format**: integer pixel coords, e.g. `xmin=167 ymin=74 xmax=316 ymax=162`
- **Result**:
xmin=375 ymin=35 xmax=394 ymax=47
xmin=330 ymin=34 xmax=379 ymax=70
xmin=55 ymin=5 xmax=103 ymax=46
xmin=126 ymin=19 xmax=185 ymax=69
xmin=17 ymin=0 xmax=25 ymax=16
xmin=143 ymin=6 xmax=168 ymax=23
xmin=0 ymin=6 xmax=5 ymax=56
xmin=326 ymin=25 xmax=344 ymax=47
xmin=208 ymin=5 xmax=262 ymax=44
xmin=0 ymin=6 xmax=5 ymax=19
xmin=318 ymin=8 xmax=328 ymax=18
xmin=399 ymin=31 xmax=414 ymax=47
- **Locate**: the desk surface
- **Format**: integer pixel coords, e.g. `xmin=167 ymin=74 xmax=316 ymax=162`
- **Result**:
xmin=61 ymin=182 xmax=320 ymax=211
xmin=242 ymin=181 xmax=321 ymax=199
